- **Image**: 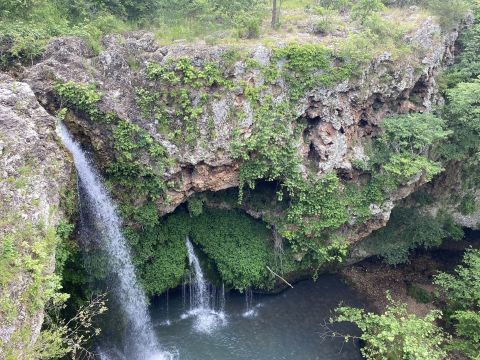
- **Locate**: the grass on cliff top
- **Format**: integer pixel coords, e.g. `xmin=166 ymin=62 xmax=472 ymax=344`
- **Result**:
xmin=0 ymin=0 xmax=471 ymax=68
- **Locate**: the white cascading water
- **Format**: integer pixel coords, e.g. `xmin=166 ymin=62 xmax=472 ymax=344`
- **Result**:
xmin=184 ymin=237 xmax=226 ymax=333
xmin=57 ymin=123 xmax=172 ymax=360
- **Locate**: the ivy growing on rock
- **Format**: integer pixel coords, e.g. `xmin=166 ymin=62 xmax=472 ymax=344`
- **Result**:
xmin=137 ymin=57 xmax=234 ymax=145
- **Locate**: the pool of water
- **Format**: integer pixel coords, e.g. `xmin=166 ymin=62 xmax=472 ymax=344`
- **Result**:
xmin=146 ymin=274 xmax=365 ymax=360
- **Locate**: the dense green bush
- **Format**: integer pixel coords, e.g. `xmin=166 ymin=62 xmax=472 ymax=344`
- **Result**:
xmin=440 ymin=80 xmax=480 ymax=160
xmin=122 ymin=206 xmax=281 ymax=294
xmin=235 ymin=12 xmax=261 ymax=39
xmin=371 ymin=113 xmax=449 ymax=186
xmin=434 ymin=248 xmax=480 ymax=358
xmin=190 ymin=208 xmax=273 ymax=290
xmin=351 ymin=0 xmax=385 ymax=24
xmin=334 ymin=294 xmax=447 ymax=360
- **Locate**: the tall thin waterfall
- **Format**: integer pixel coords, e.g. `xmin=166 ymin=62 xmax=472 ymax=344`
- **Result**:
xmin=186 ymin=238 xmax=208 ymax=309
xmin=184 ymin=237 xmax=226 ymax=333
xmin=57 ymin=123 xmax=171 ymax=360
xmin=243 ymin=287 xmax=256 ymax=318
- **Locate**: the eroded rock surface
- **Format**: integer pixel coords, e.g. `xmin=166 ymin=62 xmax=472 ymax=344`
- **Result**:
xmin=19 ymin=17 xmax=459 ymax=244
xmin=0 ymin=74 xmax=72 ymax=357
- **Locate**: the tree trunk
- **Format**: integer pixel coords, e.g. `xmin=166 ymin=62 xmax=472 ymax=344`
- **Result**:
xmin=271 ymin=0 xmax=278 ymax=28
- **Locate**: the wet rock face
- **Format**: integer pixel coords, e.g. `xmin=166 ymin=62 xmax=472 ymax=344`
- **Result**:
xmin=21 ymin=19 xmax=456 ymax=236
xmin=0 ymin=74 xmax=72 ymax=355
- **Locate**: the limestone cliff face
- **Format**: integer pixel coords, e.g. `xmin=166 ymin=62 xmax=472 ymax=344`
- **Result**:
xmin=20 ymin=16 xmax=459 ymax=245
xmin=423 ymin=162 xmax=480 ymax=230
xmin=0 ymin=74 xmax=72 ymax=357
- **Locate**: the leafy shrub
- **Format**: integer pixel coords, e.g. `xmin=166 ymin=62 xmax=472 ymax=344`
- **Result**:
xmin=459 ymin=193 xmax=477 ymax=215
xmin=190 ymin=208 xmax=273 ymax=290
xmin=125 ymin=206 xmax=278 ymax=294
xmin=434 ymin=248 xmax=480 ymax=358
xmin=407 ymin=283 xmax=433 ymax=304
xmin=34 ymin=294 xmax=108 ymax=359
xmin=334 ymin=294 xmax=447 ymax=360
xmin=427 ymin=0 xmax=469 ymax=30
xmin=55 ymin=82 xmax=103 ymax=122
xmin=351 ymin=0 xmax=385 ymax=24
xmin=371 ymin=113 xmax=450 ymax=186
xmin=440 ymin=23 xmax=480 ymax=89
xmin=441 ymin=80 xmax=480 ymax=160
xmin=434 ymin=248 xmax=480 ymax=313
xmin=187 ymin=196 xmax=204 ymax=217
xmin=314 ymin=6 xmax=336 ymax=34
xmin=235 ymin=12 xmax=261 ymax=39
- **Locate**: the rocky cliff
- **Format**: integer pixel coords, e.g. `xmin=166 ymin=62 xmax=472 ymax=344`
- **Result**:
xmin=22 ymin=16 xmax=457 ymax=237
xmin=0 ymin=74 xmax=73 ymax=358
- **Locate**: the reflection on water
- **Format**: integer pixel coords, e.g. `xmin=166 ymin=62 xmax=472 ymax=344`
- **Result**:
xmin=150 ymin=274 xmax=364 ymax=360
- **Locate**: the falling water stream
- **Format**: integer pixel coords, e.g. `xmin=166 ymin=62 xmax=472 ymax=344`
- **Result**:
xmin=184 ymin=237 xmax=226 ymax=333
xmin=57 ymin=123 xmax=173 ymax=360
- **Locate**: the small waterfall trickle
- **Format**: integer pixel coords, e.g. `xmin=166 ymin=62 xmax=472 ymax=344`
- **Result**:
xmin=184 ymin=237 xmax=227 ymax=333
xmin=243 ymin=287 xmax=259 ymax=318
xmin=57 ymin=123 xmax=173 ymax=360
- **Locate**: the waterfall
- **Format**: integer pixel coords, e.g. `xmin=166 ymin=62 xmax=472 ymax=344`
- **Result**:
xmin=184 ymin=237 xmax=226 ymax=333
xmin=57 ymin=123 xmax=172 ymax=360
xmin=186 ymin=238 xmax=208 ymax=309
xmin=242 ymin=287 xmax=258 ymax=318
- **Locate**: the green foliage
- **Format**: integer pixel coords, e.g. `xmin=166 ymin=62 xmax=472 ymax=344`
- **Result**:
xmin=381 ymin=114 xmax=450 ymax=153
xmin=273 ymin=43 xmax=356 ymax=100
xmin=0 ymin=220 xmax=75 ymax=357
xmin=372 ymin=113 xmax=449 ymax=185
xmin=55 ymin=82 xmax=103 ymax=122
xmin=126 ymin=206 xmax=282 ymax=294
xmin=55 ymin=82 xmax=171 ymax=199
xmin=407 ymin=283 xmax=433 ymax=304
xmin=440 ymin=23 xmax=480 ymax=89
xmin=334 ymin=294 xmax=447 ymax=360
xmin=231 ymin=41 xmax=447 ymax=268
xmin=317 ymin=0 xmax=353 ymax=12
xmin=231 ymin=95 xmax=350 ymax=265
xmin=141 ymin=58 xmax=232 ymax=144
xmin=434 ymin=248 xmax=480 ymax=358
xmin=235 ymin=11 xmax=261 ymax=39
xmin=427 ymin=0 xmax=469 ymax=30
xmin=446 ymin=81 xmax=480 ymax=133
xmin=361 ymin=208 xmax=461 ymax=265
xmin=440 ymin=80 xmax=480 ymax=160
xmin=449 ymin=310 xmax=480 ymax=358
xmin=382 ymin=153 xmax=443 ymax=182
xmin=314 ymin=7 xmax=337 ymax=34
xmin=459 ymin=193 xmax=477 ymax=215
xmin=434 ymin=248 xmax=480 ymax=313
xmin=187 ymin=196 xmax=204 ymax=217
xmin=0 ymin=1 xmax=129 ymax=68
xmin=33 ymin=294 xmax=107 ymax=360
xmin=351 ymin=0 xmax=385 ymax=24
xmin=351 ymin=113 xmax=452 ymax=265
xmin=0 ymin=235 xmax=18 ymax=288
xmin=189 ymin=208 xmax=273 ymax=290
xmin=106 ymin=118 xmax=170 ymax=200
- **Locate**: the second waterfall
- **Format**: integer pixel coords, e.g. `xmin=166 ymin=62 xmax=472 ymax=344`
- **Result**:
xmin=184 ymin=237 xmax=226 ymax=333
